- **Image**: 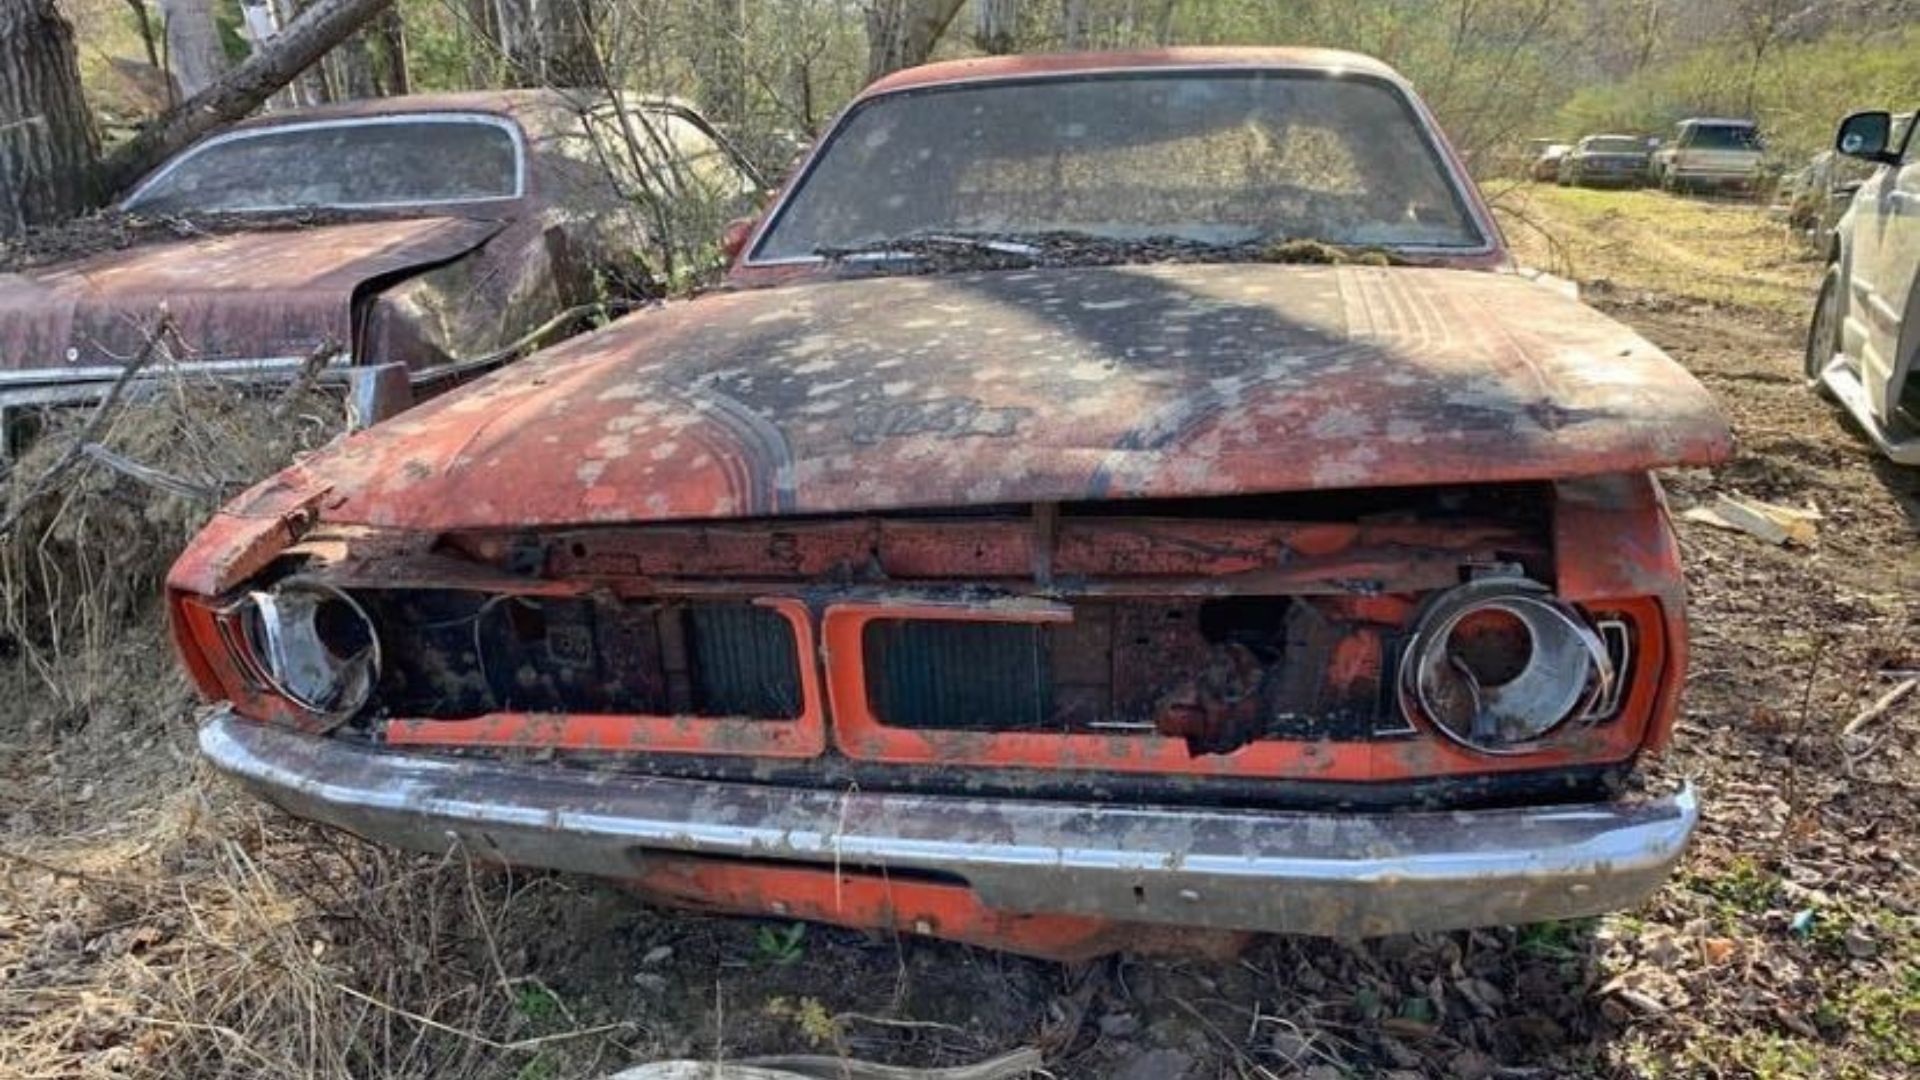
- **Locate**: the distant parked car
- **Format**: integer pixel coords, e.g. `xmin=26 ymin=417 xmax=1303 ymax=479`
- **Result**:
xmin=0 ymin=90 xmax=763 ymax=446
xmin=1651 ymin=118 xmax=1763 ymax=194
xmin=1530 ymin=143 xmax=1572 ymax=181
xmin=1557 ymin=134 xmax=1652 ymax=188
xmin=1806 ymin=110 xmax=1920 ymax=464
xmin=1783 ymin=113 xmax=1915 ymax=245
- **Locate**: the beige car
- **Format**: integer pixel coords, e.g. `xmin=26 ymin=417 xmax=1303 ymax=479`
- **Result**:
xmin=1807 ymin=110 xmax=1920 ymax=463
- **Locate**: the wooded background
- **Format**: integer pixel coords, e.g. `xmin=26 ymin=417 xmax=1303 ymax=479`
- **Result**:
xmin=6 ymin=0 xmax=1920 ymax=237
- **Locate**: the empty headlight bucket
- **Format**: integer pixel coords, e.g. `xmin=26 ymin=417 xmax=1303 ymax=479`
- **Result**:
xmin=1402 ymin=578 xmax=1614 ymax=754
xmin=239 ymin=582 xmax=379 ymax=719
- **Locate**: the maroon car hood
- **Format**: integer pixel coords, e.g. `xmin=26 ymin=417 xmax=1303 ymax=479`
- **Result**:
xmin=0 ymin=217 xmax=503 ymax=370
xmin=233 ymin=263 xmax=1731 ymax=530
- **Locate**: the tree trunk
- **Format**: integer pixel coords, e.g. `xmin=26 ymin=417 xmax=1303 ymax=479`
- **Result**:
xmin=377 ymin=7 xmax=409 ymax=94
xmin=696 ymin=0 xmax=747 ymax=126
xmin=0 ymin=0 xmax=101 ymax=236
xmin=972 ymin=0 xmax=1020 ymax=54
xmin=464 ymin=0 xmax=498 ymax=87
xmin=158 ymin=0 xmax=233 ymax=98
xmin=469 ymin=0 xmax=596 ymax=88
xmin=328 ymin=30 xmax=380 ymax=98
xmin=124 ymin=0 xmax=162 ymax=68
xmin=1060 ymin=0 xmax=1090 ymax=50
xmin=280 ymin=0 xmax=334 ymax=105
xmin=863 ymin=0 xmax=967 ymax=83
xmin=98 ymin=0 xmax=397 ymax=198
xmin=534 ymin=0 xmax=597 ymax=86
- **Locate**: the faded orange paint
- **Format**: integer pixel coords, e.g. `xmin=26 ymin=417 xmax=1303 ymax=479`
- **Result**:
xmin=627 ymin=856 xmax=1253 ymax=962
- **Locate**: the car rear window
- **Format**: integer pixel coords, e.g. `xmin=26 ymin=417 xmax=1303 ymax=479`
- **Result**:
xmin=1684 ymin=125 xmax=1759 ymax=151
xmin=124 ymin=115 xmax=524 ymax=214
xmin=754 ymin=71 xmax=1484 ymax=260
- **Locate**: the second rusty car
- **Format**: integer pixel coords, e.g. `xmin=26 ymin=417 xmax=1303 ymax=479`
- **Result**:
xmin=173 ymin=49 xmax=1730 ymax=959
xmin=0 ymin=90 xmax=762 ymax=443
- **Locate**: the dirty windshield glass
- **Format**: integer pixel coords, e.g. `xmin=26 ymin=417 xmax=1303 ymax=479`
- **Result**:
xmin=754 ymin=73 xmax=1482 ymax=260
xmin=125 ymin=117 xmax=522 ymax=213
xmin=1585 ymin=137 xmax=1646 ymax=154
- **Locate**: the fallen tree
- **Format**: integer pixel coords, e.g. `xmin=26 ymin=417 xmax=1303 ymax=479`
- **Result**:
xmin=97 ymin=0 xmax=398 ymax=197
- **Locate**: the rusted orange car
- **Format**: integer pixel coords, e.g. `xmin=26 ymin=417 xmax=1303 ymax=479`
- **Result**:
xmin=173 ymin=49 xmax=1730 ymax=959
xmin=0 ymin=90 xmax=762 ymax=442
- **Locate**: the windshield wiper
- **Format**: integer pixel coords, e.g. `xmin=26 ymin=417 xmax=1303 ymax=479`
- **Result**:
xmin=814 ymin=233 xmax=1041 ymax=264
xmin=813 ymin=230 xmax=1404 ymax=270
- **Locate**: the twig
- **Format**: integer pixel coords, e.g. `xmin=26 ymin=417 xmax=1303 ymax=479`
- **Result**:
xmin=830 ymin=1012 xmax=970 ymax=1036
xmin=0 ymin=847 xmax=154 ymax=894
xmin=77 ymin=443 xmax=217 ymax=501
xmin=739 ymin=1048 xmax=1045 ymax=1080
xmin=332 ymin=982 xmax=631 ymax=1051
xmin=1842 ymin=677 xmax=1918 ymax=738
xmin=0 ymin=311 xmax=178 ymax=536
xmin=271 ymin=338 xmax=342 ymax=419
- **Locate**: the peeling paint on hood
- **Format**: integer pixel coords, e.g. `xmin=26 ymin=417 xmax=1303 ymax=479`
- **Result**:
xmin=234 ymin=262 xmax=1732 ymax=530
xmin=0 ymin=217 xmax=504 ymax=369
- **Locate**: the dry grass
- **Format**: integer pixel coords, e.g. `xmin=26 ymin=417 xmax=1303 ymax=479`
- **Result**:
xmin=0 ymin=767 xmax=645 ymax=1079
xmin=0 ymin=357 xmax=340 ymax=701
xmin=1493 ymin=182 xmax=1821 ymax=318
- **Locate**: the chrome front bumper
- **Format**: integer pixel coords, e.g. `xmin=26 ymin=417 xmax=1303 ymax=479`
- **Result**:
xmin=200 ymin=712 xmax=1697 ymax=938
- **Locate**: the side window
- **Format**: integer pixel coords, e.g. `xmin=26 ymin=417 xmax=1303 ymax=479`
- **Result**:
xmin=587 ymin=108 xmax=757 ymax=211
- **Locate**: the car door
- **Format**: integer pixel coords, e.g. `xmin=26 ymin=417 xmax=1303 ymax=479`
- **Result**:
xmin=1847 ymin=115 xmax=1920 ymax=416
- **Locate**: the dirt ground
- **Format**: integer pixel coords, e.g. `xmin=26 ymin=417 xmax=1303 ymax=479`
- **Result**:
xmin=2 ymin=185 xmax=1916 ymax=1079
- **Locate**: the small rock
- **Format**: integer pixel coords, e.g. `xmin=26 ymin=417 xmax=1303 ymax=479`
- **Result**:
xmin=1270 ymin=1028 xmax=1313 ymax=1065
xmin=1098 ymin=1012 xmax=1141 ymax=1039
xmin=1111 ymin=1049 xmax=1194 ymax=1080
xmin=1380 ymin=1035 xmax=1424 ymax=1069
xmin=641 ymin=945 xmax=674 ymax=966
xmin=630 ymin=972 xmax=668 ymax=994
xmin=1843 ymin=926 xmax=1878 ymax=959
xmin=1449 ymin=1048 xmax=1495 ymax=1080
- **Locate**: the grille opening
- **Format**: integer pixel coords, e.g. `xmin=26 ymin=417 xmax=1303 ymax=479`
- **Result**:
xmin=860 ymin=598 xmax=1387 ymax=745
xmin=865 ymin=619 xmax=1051 ymax=731
xmin=358 ymin=590 xmax=802 ymax=721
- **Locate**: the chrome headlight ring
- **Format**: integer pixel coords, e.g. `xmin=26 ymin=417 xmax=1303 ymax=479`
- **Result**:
xmin=239 ymin=580 xmax=380 ymax=722
xmin=1401 ymin=578 xmax=1615 ymax=755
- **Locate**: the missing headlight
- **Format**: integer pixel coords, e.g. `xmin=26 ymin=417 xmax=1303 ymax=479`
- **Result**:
xmin=241 ymin=582 xmax=380 ymax=720
xmin=1402 ymin=578 xmax=1613 ymax=754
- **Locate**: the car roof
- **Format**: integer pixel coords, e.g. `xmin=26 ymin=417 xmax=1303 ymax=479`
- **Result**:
xmin=859 ymin=47 xmax=1405 ymax=99
xmin=226 ymin=89 xmax=696 ymax=132
xmin=1677 ymin=117 xmax=1757 ymax=128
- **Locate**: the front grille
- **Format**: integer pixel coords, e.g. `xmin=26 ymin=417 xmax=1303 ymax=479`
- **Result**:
xmin=358 ymin=590 xmax=801 ymax=720
xmin=866 ymin=620 xmax=1050 ymax=730
xmin=860 ymin=598 xmax=1394 ymax=752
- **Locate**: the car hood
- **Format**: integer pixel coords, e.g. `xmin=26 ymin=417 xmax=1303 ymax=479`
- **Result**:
xmin=232 ymin=262 xmax=1731 ymax=531
xmin=0 ymin=217 xmax=503 ymax=371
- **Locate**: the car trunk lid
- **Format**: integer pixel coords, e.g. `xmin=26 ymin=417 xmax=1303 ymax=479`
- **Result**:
xmin=0 ymin=216 xmax=504 ymax=375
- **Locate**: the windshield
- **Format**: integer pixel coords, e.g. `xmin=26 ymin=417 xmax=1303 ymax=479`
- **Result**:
xmin=1684 ymin=125 xmax=1759 ymax=151
xmin=1585 ymin=137 xmax=1645 ymax=154
xmin=753 ymin=72 xmax=1483 ymax=261
xmin=124 ymin=116 xmax=523 ymax=214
